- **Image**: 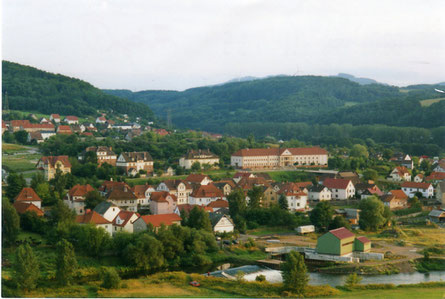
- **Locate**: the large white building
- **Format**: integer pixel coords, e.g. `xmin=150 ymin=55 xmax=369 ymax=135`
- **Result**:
xmin=179 ymin=149 xmax=219 ymax=169
xmin=230 ymin=147 xmax=328 ymax=169
xmin=401 ymin=182 xmax=434 ymax=198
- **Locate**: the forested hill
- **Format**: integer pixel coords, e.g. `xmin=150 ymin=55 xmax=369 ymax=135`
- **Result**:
xmin=104 ymin=75 xmax=445 ymax=132
xmin=2 ymin=61 xmax=154 ymax=120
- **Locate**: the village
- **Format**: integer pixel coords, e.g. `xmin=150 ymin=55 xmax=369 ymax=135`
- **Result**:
xmin=2 ymin=111 xmax=445 ymax=298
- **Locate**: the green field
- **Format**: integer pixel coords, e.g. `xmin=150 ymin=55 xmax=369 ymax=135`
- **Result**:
xmin=334 ymin=287 xmax=445 ymax=299
xmin=2 ymin=153 xmax=41 ymax=172
xmin=420 ymin=97 xmax=445 ymax=107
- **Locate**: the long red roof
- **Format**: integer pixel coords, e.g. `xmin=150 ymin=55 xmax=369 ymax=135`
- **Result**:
xmin=140 ymin=213 xmax=181 ymax=227
xmin=76 ymin=211 xmax=110 ymax=225
xmin=323 ymin=178 xmax=352 ymax=190
xmin=69 ymin=184 xmax=95 ymax=198
xmin=232 ymin=147 xmax=328 ymax=157
xmin=401 ymin=182 xmax=432 ymax=189
xmin=329 ymin=227 xmax=355 ymax=240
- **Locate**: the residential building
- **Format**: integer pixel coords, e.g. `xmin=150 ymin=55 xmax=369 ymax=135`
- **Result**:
xmin=390 ymin=153 xmax=414 ymax=169
xmin=81 ymin=146 xmax=117 ymax=166
xmin=433 ymin=159 xmax=445 ymax=173
xmin=64 ymin=116 xmax=79 ymax=124
xmin=50 ymin=114 xmax=61 ymax=123
xmin=64 ymin=184 xmax=95 ymax=215
xmin=322 ymin=178 xmax=355 ymax=200
xmin=425 ymin=172 xmax=445 ymax=183
xmin=233 ymin=172 xmax=256 ymax=183
xmin=76 ymin=210 xmax=112 ymax=235
xmin=401 ymin=182 xmax=434 ymax=198
xmin=112 ymin=210 xmax=139 ymax=234
xmin=308 ymin=185 xmax=332 ymax=201
xmin=413 ymin=174 xmax=424 ymax=183
xmin=261 ymin=186 xmax=279 ymax=207
xmin=93 ymin=202 xmax=121 ymax=222
xmin=277 ymin=182 xmax=308 ymax=211
xmin=209 ymin=213 xmax=234 ymax=233
xmin=436 ymin=181 xmax=445 ymax=207
xmin=207 ymin=199 xmax=229 ymax=211
xmin=116 ymin=152 xmax=154 ymax=175
xmin=131 ymin=184 xmax=155 ymax=207
xmin=179 ymin=149 xmax=220 ymax=169
xmin=188 ymin=183 xmax=225 ymax=206
xmin=96 ymin=116 xmax=107 ymax=124
xmin=13 ymin=202 xmax=44 ymax=217
xmin=156 ymin=179 xmax=193 ymax=205
xmin=133 ymin=213 xmax=182 ymax=233
xmin=57 ymin=125 xmax=72 ymax=135
xmin=381 ymin=194 xmax=408 ymax=210
xmin=105 ymin=183 xmax=138 ymax=212
xmin=27 ymin=131 xmax=56 ymax=143
xmin=36 ymin=155 xmax=71 ymax=180
xmin=388 ymin=166 xmax=411 ymax=182
xmin=175 ymin=204 xmax=213 ymax=215
xmin=184 ymin=174 xmax=213 ymax=186
xmin=389 ymin=190 xmax=409 ymax=201
xmin=231 ymin=147 xmax=328 ymax=169
xmin=150 ymin=191 xmax=177 ymax=215
xmin=213 ymin=180 xmax=236 ymax=196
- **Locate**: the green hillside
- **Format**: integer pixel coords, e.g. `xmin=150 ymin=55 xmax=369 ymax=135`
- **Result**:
xmin=104 ymin=76 xmax=444 ymax=132
xmin=2 ymin=61 xmax=154 ymax=120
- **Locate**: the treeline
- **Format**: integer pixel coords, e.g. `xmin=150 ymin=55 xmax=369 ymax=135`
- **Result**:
xmin=2 ymin=61 xmax=154 ymax=120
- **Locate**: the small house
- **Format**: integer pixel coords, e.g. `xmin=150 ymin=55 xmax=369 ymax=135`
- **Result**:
xmin=209 ymin=213 xmax=234 ymax=233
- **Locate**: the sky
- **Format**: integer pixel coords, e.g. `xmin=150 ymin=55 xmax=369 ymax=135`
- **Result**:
xmin=2 ymin=0 xmax=445 ymax=91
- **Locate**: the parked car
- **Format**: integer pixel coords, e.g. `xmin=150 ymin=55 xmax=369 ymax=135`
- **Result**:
xmin=189 ymin=281 xmax=200 ymax=287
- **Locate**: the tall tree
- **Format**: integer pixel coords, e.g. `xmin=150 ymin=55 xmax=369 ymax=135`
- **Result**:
xmin=310 ymin=201 xmax=334 ymax=231
xmin=56 ymin=239 xmax=78 ymax=286
xmin=84 ymin=190 xmax=104 ymax=210
xmin=5 ymin=173 xmax=26 ymax=200
xmin=227 ymin=188 xmax=247 ymax=219
xmin=282 ymin=251 xmax=309 ymax=295
xmin=50 ymin=168 xmax=68 ymax=200
xmin=124 ymin=234 xmax=164 ymax=272
xmin=247 ymin=186 xmax=264 ymax=209
xmin=278 ymin=194 xmax=289 ymax=210
xmin=187 ymin=206 xmax=212 ymax=232
xmin=2 ymin=198 xmax=20 ymax=246
xmin=359 ymin=196 xmax=389 ymax=231
xmin=13 ymin=243 xmax=39 ymax=292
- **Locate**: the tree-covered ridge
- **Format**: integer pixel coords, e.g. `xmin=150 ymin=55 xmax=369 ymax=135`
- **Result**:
xmin=104 ymin=75 xmax=444 ymax=132
xmin=2 ymin=61 xmax=154 ymax=120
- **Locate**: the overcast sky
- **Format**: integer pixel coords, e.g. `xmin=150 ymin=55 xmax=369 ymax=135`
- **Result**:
xmin=3 ymin=0 xmax=445 ymax=91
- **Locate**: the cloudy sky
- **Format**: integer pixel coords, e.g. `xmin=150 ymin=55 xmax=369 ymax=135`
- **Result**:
xmin=3 ymin=0 xmax=445 ymax=90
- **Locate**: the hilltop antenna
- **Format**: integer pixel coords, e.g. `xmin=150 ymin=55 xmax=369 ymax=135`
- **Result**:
xmin=166 ymin=108 xmax=172 ymax=129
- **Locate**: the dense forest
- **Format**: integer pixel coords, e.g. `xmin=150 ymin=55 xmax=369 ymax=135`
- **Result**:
xmin=2 ymin=61 xmax=154 ymax=120
xmin=104 ymin=76 xmax=445 ymax=132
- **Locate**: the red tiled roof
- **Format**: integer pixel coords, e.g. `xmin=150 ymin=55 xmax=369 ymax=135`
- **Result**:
xmin=389 ymin=190 xmax=408 ymax=200
xmin=401 ymin=182 xmax=432 ymax=189
xmin=191 ymin=183 xmax=224 ymax=198
xmin=207 ymin=199 xmax=229 ymax=208
xmin=426 ymin=172 xmax=445 ymax=181
xmin=150 ymin=191 xmax=177 ymax=202
xmin=98 ymin=181 xmax=130 ymax=193
xmin=232 ymin=146 xmax=328 ymax=157
xmin=22 ymin=123 xmax=55 ymax=130
xmin=106 ymin=185 xmax=137 ymax=200
xmin=294 ymin=182 xmax=313 ymax=189
xmin=76 ymin=210 xmax=111 ymax=225
xmin=112 ymin=210 xmax=139 ymax=227
xmin=51 ymin=114 xmax=60 ymax=118
xmin=14 ymin=188 xmax=42 ymax=202
xmin=82 ymin=132 xmax=93 ymax=136
xmin=13 ymin=202 xmax=44 ymax=216
xmin=233 ymin=172 xmax=255 ymax=179
xmin=329 ymin=227 xmax=355 ymax=240
xmin=38 ymin=156 xmax=71 ymax=168
xmin=185 ymin=174 xmax=211 ymax=184
xmin=356 ymin=236 xmax=371 ymax=244
xmin=140 ymin=213 xmax=181 ymax=227
xmin=10 ymin=120 xmax=31 ymax=127
xmin=69 ymin=184 xmax=95 ymax=198
xmin=57 ymin=125 xmax=72 ymax=131
xmin=394 ymin=166 xmax=410 ymax=176
xmin=65 ymin=116 xmax=78 ymax=121
xmin=323 ymin=178 xmax=352 ymax=190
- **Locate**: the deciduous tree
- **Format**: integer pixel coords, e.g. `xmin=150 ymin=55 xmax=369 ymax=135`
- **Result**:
xmin=282 ymin=251 xmax=308 ymax=295
xmin=56 ymin=239 xmax=78 ymax=286
xmin=2 ymin=198 xmax=20 ymax=246
xmin=13 ymin=243 xmax=39 ymax=292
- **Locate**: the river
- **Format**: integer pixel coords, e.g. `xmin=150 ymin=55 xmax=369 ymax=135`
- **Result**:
xmin=210 ymin=265 xmax=445 ymax=287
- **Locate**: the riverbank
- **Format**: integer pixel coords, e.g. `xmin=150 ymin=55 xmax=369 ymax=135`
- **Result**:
xmin=10 ymin=271 xmax=445 ymax=298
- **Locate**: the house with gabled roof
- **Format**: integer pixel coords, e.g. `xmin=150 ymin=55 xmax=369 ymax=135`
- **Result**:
xmin=413 ymin=173 xmax=424 ymax=183
xmin=231 ymin=147 xmax=328 ymax=169
xmin=179 ymin=149 xmax=220 ymax=169
xmin=209 ymin=213 xmax=234 ymax=233
xmin=184 ymin=174 xmax=213 ymax=186
xmin=175 ymin=204 xmax=213 ymax=216
xmin=50 ymin=114 xmax=61 ymax=123
xmin=105 ymin=184 xmax=138 ymax=212
xmin=112 ymin=210 xmax=139 ymax=234
xmin=116 ymin=151 xmax=154 ymax=175
xmin=213 ymin=180 xmax=236 ymax=196
xmin=380 ymin=194 xmax=408 ymax=210
xmin=322 ymin=178 xmax=355 ymax=200
xmin=388 ymin=166 xmax=411 ymax=182
xmin=13 ymin=202 xmax=44 ymax=217
xmin=156 ymin=179 xmax=193 ymax=205
xmin=96 ymin=116 xmax=107 ymax=124
xmin=390 ymin=153 xmax=413 ymax=169
xmin=188 ymin=183 xmax=225 ymax=206
xmin=64 ymin=184 xmax=95 ymax=215
xmin=207 ymin=199 xmax=229 ymax=211
xmin=64 ymin=116 xmax=79 ymax=124
xmin=36 ymin=155 xmax=71 ymax=180
xmin=233 ymin=172 xmax=256 ymax=183
xmin=308 ymin=185 xmax=332 ymax=201
xmin=80 ymin=146 xmax=117 ymax=166
xmin=433 ymin=160 xmax=445 ymax=173
xmin=401 ymin=182 xmax=434 ymax=198
xmin=132 ymin=184 xmax=155 ymax=207
xmin=94 ymin=201 xmax=121 ymax=222
xmin=425 ymin=172 xmax=445 ymax=183
xmin=14 ymin=187 xmax=42 ymax=209
xmin=277 ymin=183 xmax=308 ymax=211
xmin=133 ymin=213 xmax=182 ymax=233
xmin=57 ymin=125 xmax=72 ymax=135
xmin=76 ymin=210 xmax=112 ymax=235
xmin=150 ymin=191 xmax=177 ymax=215
xmin=389 ymin=190 xmax=409 ymax=201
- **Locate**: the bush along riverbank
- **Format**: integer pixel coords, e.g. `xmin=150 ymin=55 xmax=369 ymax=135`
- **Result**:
xmin=416 ymin=258 xmax=445 ymax=273
xmin=316 ymin=260 xmax=415 ymax=275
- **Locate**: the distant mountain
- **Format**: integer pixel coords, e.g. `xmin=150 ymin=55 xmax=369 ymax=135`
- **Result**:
xmin=334 ymin=73 xmax=384 ymax=85
xmin=2 ymin=61 xmax=154 ymax=120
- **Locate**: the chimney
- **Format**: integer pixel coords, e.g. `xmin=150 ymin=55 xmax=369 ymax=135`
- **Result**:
xmin=86 ymin=209 xmax=91 ymax=213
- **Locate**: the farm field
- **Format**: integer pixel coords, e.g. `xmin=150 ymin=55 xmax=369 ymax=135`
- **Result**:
xmin=420 ymin=97 xmax=445 ymax=107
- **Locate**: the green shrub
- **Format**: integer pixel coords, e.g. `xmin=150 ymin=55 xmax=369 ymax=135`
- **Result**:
xmin=255 ymin=274 xmax=266 ymax=282
xmin=100 ymin=267 xmax=121 ymax=289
